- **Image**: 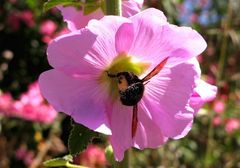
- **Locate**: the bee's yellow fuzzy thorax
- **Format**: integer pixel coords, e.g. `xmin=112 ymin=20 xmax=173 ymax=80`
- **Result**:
xmin=98 ymin=53 xmax=150 ymax=100
xmin=117 ymin=75 xmax=129 ymax=92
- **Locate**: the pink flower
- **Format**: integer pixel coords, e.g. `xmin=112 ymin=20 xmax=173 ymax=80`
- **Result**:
xmin=9 ymin=0 xmax=17 ymax=4
xmin=19 ymin=10 xmax=35 ymax=28
xmin=39 ymin=8 xmax=214 ymax=160
xmin=225 ymin=118 xmax=240 ymax=134
xmin=213 ymin=99 xmax=225 ymax=114
xmin=40 ymin=20 xmax=57 ymax=35
xmin=213 ymin=116 xmax=222 ymax=126
xmin=7 ymin=12 xmax=21 ymax=31
xmin=15 ymin=146 xmax=28 ymax=160
xmin=42 ymin=28 xmax=70 ymax=44
xmin=58 ymin=0 xmax=144 ymax=31
xmin=7 ymin=10 xmax=35 ymax=31
xmin=12 ymin=82 xmax=57 ymax=123
xmin=74 ymin=145 xmax=106 ymax=168
xmin=15 ymin=146 xmax=34 ymax=166
xmin=0 ymin=82 xmax=57 ymax=123
xmin=0 ymin=93 xmax=14 ymax=115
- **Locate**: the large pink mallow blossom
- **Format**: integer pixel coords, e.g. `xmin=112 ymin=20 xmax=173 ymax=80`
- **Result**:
xmin=58 ymin=0 xmax=144 ymax=31
xmin=39 ymin=8 xmax=217 ymax=160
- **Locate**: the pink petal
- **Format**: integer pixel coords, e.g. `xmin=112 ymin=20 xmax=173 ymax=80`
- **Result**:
xmin=47 ymin=30 xmax=101 ymax=75
xmin=58 ymin=0 xmax=143 ymax=31
xmin=194 ymin=80 xmax=217 ymax=102
xmin=122 ymin=0 xmax=144 ymax=17
xmin=143 ymin=60 xmax=199 ymax=138
xmin=134 ymin=104 xmax=168 ymax=149
xmin=47 ymin=16 xmax=129 ymax=76
xmin=87 ymin=16 xmax=131 ymax=64
xmin=129 ymin=8 xmax=206 ymax=68
xmin=109 ymin=101 xmax=169 ymax=161
xmin=58 ymin=6 xmax=103 ymax=31
xmin=39 ymin=69 xmax=111 ymax=135
xmin=109 ymin=101 xmax=133 ymax=161
xmin=115 ymin=22 xmax=134 ymax=53
xmin=190 ymin=80 xmax=217 ymax=113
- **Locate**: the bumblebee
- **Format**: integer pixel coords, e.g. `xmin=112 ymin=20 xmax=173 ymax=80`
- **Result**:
xmin=107 ymin=57 xmax=168 ymax=138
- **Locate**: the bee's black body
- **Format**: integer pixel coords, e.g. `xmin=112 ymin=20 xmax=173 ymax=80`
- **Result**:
xmin=106 ymin=57 xmax=169 ymax=138
xmin=117 ymin=72 xmax=144 ymax=106
xmin=107 ymin=71 xmax=144 ymax=106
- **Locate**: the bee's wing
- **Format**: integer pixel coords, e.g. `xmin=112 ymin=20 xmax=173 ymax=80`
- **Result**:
xmin=132 ymin=104 xmax=138 ymax=138
xmin=141 ymin=57 xmax=169 ymax=82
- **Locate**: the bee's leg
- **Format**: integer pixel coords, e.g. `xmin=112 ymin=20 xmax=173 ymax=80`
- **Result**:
xmin=106 ymin=71 xmax=117 ymax=78
xmin=132 ymin=104 xmax=138 ymax=138
xmin=143 ymin=81 xmax=150 ymax=85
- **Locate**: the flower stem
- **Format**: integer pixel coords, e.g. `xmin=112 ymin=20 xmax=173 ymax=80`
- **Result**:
xmin=105 ymin=0 xmax=122 ymax=16
xmin=204 ymin=1 xmax=233 ymax=167
xmin=66 ymin=162 xmax=88 ymax=168
xmin=216 ymin=0 xmax=232 ymax=83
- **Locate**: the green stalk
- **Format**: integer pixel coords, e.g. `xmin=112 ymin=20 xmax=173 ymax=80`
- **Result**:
xmin=217 ymin=0 xmax=232 ymax=83
xmin=105 ymin=0 xmax=122 ymax=16
xmin=66 ymin=162 xmax=89 ymax=168
xmin=204 ymin=1 xmax=233 ymax=167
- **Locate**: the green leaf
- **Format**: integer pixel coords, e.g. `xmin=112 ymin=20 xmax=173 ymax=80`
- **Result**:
xmin=43 ymin=155 xmax=73 ymax=167
xmin=43 ymin=0 xmax=81 ymax=12
xmin=68 ymin=123 xmax=97 ymax=155
xmin=83 ymin=3 xmax=100 ymax=15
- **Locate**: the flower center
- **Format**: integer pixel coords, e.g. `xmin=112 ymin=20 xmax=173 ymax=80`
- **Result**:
xmin=99 ymin=53 xmax=150 ymax=100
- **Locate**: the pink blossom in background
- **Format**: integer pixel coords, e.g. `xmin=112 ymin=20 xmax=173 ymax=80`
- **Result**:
xmin=9 ymin=0 xmax=17 ymax=4
xmin=19 ymin=10 xmax=35 ymax=28
xmin=39 ymin=8 xmax=216 ymax=160
xmin=197 ymin=54 xmax=203 ymax=63
xmin=7 ymin=12 xmax=21 ymax=31
xmin=24 ymin=151 xmax=34 ymax=166
xmin=12 ymin=82 xmax=57 ymax=123
xmin=213 ymin=99 xmax=225 ymax=114
xmin=15 ymin=146 xmax=28 ymax=160
xmin=58 ymin=0 xmax=144 ymax=31
xmin=0 ymin=93 xmax=14 ymax=115
xmin=15 ymin=146 xmax=34 ymax=166
xmin=42 ymin=27 xmax=70 ymax=44
xmin=40 ymin=20 xmax=58 ymax=43
xmin=213 ymin=116 xmax=222 ymax=126
xmin=74 ymin=145 xmax=106 ymax=168
xmin=190 ymin=13 xmax=199 ymax=23
xmin=225 ymin=118 xmax=240 ymax=134
xmin=40 ymin=20 xmax=57 ymax=36
xmin=0 ymin=82 xmax=57 ymax=123
xmin=7 ymin=10 xmax=35 ymax=31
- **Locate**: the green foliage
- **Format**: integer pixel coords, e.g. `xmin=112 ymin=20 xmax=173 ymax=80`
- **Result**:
xmin=43 ymin=0 xmax=102 ymax=15
xmin=43 ymin=0 xmax=82 ymax=12
xmin=68 ymin=123 xmax=97 ymax=155
xmin=43 ymin=155 xmax=73 ymax=167
xmin=83 ymin=2 xmax=101 ymax=15
xmin=44 ymin=155 xmax=88 ymax=168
